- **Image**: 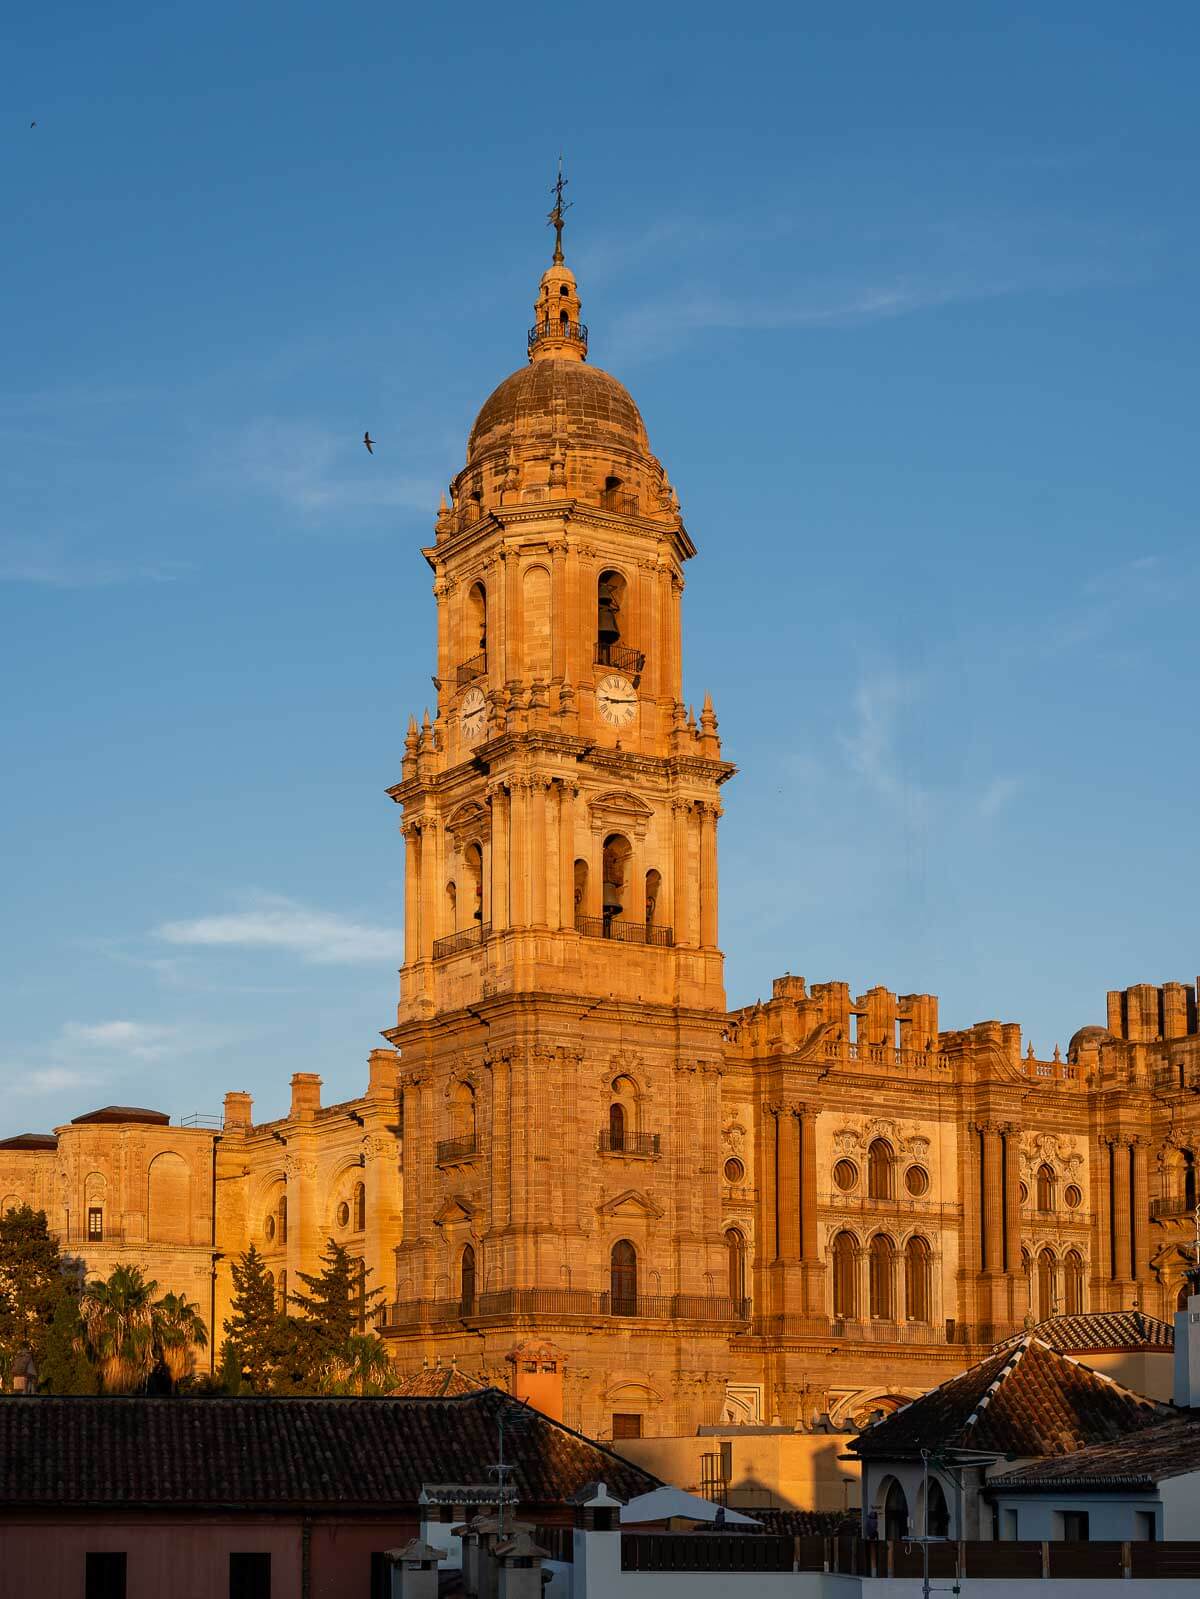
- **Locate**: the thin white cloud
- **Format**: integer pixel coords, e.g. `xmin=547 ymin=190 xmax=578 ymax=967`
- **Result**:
xmin=0 ymin=534 xmax=186 ymax=588
xmin=978 ymin=776 xmax=1024 ymax=819
xmin=156 ymin=893 xmax=398 ymax=966
xmin=12 ymin=1066 xmax=101 ymax=1098
xmin=233 ymin=419 xmax=437 ymax=516
xmin=57 ymin=1021 xmax=178 ymax=1061
xmin=840 ymin=671 xmax=931 ymax=825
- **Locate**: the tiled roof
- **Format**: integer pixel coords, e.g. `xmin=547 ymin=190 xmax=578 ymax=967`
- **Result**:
xmin=752 ymin=1509 xmax=848 ymax=1537
xmin=0 ymin=1133 xmax=57 ymax=1151
xmin=393 ymin=1364 xmax=489 ymax=1398
xmin=0 ymin=1391 xmax=660 ymax=1512
xmin=849 ymin=1336 xmax=1172 ymax=1460
xmin=991 ymin=1411 xmax=1200 ymax=1491
xmin=994 ymin=1310 xmax=1173 ymax=1354
xmin=70 ymin=1105 xmax=169 ymax=1126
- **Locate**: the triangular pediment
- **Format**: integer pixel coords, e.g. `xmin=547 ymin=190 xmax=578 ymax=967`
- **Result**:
xmin=596 ymin=1188 xmax=664 ymax=1219
xmin=589 ymin=791 xmax=654 ymax=820
xmin=434 ymin=1194 xmax=475 ymax=1226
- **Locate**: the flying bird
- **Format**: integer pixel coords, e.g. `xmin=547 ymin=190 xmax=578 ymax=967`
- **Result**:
xmin=30 ymin=121 xmax=36 ymax=128
xmin=363 ymin=432 xmax=375 ymax=454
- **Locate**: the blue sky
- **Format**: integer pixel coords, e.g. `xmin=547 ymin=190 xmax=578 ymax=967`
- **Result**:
xmin=2 ymin=2 xmax=1197 ymax=1135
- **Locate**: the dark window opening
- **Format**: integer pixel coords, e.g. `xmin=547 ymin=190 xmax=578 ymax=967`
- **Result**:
xmin=87 ymin=1206 xmax=104 ymax=1241
xmin=460 ymin=1244 xmax=476 ymax=1316
xmin=229 ymin=1551 xmax=272 ymax=1599
xmin=85 ymin=1552 xmax=126 ymax=1599
xmin=1061 ymin=1511 xmax=1089 ymax=1543
xmin=610 ymin=1238 xmax=637 ymax=1315
xmin=609 ymin=1101 xmax=626 ymax=1151
xmin=370 ymin=1552 xmax=391 ymax=1599
xmin=612 ymin=1412 xmax=642 ymax=1439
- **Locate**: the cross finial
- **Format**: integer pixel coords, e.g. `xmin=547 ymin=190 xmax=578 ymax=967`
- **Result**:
xmin=547 ymin=155 xmax=571 ymax=264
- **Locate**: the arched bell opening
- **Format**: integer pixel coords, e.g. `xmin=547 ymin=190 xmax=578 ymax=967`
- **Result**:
xmin=463 ymin=842 xmax=484 ymax=926
xmin=596 ymin=568 xmax=627 ymax=663
xmin=644 ymin=868 xmax=662 ymax=928
xmin=466 ymin=580 xmax=487 ymax=658
xmin=602 ymin=833 xmax=632 ymax=932
xmin=610 ymin=1238 xmax=638 ymax=1316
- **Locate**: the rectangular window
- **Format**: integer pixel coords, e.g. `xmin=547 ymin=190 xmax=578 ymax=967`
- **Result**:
xmin=1135 ymin=1509 xmax=1156 ymax=1542
xmin=229 ymin=1551 xmax=271 ymax=1599
xmin=1060 ymin=1510 xmax=1089 ymax=1543
xmin=1002 ymin=1508 xmax=1018 ymax=1541
xmin=611 ymin=1413 xmax=642 ymax=1440
xmin=87 ymin=1207 xmax=103 ymax=1240
xmin=85 ymin=1552 xmax=126 ymax=1599
xmin=369 ymin=1552 xmax=391 ymax=1599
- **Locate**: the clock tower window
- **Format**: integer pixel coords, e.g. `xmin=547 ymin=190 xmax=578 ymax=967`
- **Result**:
xmin=601 ymin=833 xmax=632 ymax=926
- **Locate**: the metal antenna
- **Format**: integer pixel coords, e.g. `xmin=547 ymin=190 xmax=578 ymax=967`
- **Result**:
xmin=491 ymin=1396 xmax=532 ymax=1538
xmin=547 ymin=155 xmax=572 ymax=264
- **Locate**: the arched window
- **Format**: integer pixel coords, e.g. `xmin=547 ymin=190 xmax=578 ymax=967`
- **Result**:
xmin=277 ymin=1193 xmax=288 ymax=1245
xmin=725 ymin=1227 xmax=747 ymax=1308
xmin=451 ymin=1082 xmax=476 ymax=1148
xmin=466 ymin=581 xmax=487 ymax=657
xmin=611 ymin=1239 xmax=638 ymax=1315
xmin=573 ymin=858 xmax=589 ymax=924
xmin=609 ymin=1101 xmax=627 ymax=1151
xmin=867 ymin=1140 xmax=895 ymax=1200
xmin=925 ymin=1476 xmax=950 ymax=1538
xmin=596 ymin=569 xmax=627 ymax=660
xmin=645 ymin=868 xmax=662 ymax=928
xmin=602 ymin=834 xmax=631 ymax=927
xmin=353 ymin=1181 xmax=365 ymax=1233
xmin=1037 ymin=1247 xmax=1057 ymax=1319
xmin=1064 ymin=1249 xmax=1085 ymax=1316
xmin=832 ymin=1231 xmax=858 ymax=1320
xmin=1036 ymin=1163 xmax=1057 ymax=1212
xmin=883 ymin=1478 xmax=909 ymax=1541
xmin=904 ymin=1235 xmax=932 ymax=1323
xmin=869 ymin=1234 xmax=897 ymax=1321
xmin=463 ymin=843 xmax=484 ymax=926
xmin=460 ymin=1244 xmax=476 ymax=1316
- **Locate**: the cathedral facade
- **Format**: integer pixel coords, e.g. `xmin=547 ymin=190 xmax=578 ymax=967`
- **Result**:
xmin=4 ymin=225 xmax=1200 ymax=1437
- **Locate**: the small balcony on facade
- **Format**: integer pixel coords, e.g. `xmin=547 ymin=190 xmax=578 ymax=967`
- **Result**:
xmin=455 ymin=651 xmax=487 ymax=686
xmin=574 ymin=914 xmax=673 ymax=948
xmin=435 ymin=1134 xmax=477 ymax=1166
xmin=598 ymin=1128 xmax=661 ymax=1158
xmin=528 ymin=318 xmax=587 ymax=353
xmin=593 ymin=641 xmax=646 ymax=677
xmin=378 ymin=1287 xmax=749 ymax=1330
xmin=599 ymin=487 xmax=640 ymax=517
xmin=1151 ymin=1195 xmax=1195 ymax=1219
xmin=432 ymin=923 xmax=491 ymax=961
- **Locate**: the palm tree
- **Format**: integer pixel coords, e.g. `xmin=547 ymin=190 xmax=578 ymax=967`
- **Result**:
xmin=325 ymin=1333 xmax=398 ymax=1396
xmin=155 ymin=1291 xmax=209 ymax=1391
xmin=78 ymin=1264 xmax=159 ymax=1393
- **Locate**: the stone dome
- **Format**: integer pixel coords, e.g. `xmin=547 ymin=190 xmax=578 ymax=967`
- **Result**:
xmin=1067 ymin=1025 xmax=1116 ymax=1062
xmin=466 ymin=358 xmax=651 ymax=465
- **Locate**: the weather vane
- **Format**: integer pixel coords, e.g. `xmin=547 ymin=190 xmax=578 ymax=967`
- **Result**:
xmin=547 ymin=155 xmax=571 ymax=264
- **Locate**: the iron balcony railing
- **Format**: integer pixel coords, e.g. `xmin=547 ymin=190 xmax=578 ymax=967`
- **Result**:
xmin=528 ymin=318 xmax=588 ymax=351
xmin=379 ymin=1289 xmax=749 ymax=1328
xmin=598 ymin=1129 xmax=661 ymax=1157
xmin=1151 ymin=1195 xmax=1195 ymax=1219
xmin=456 ymin=652 xmax=487 ymax=685
xmin=575 ymin=914 xmax=674 ymax=948
xmin=435 ymin=1134 xmax=477 ymax=1165
xmin=594 ymin=641 xmax=646 ymax=676
xmin=432 ymin=923 xmax=491 ymax=960
xmin=599 ymin=489 xmax=640 ymax=516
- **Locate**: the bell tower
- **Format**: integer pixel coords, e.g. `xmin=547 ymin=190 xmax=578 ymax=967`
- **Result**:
xmin=382 ymin=191 xmax=738 ymax=1417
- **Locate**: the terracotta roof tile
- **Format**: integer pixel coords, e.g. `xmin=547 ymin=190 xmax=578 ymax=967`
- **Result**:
xmin=393 ymin=1365 xmax=489 ymax=1398
xmin=991 ymin=1411 xmax=1200 ymax=1489
xmin=0 ymin=1391 xmax=660 ymax=1511
xmin=993 ymin=1311 xmax=1173 ymax=1354
xmin=849 ymin=1336 xmax=1172 ymax=1460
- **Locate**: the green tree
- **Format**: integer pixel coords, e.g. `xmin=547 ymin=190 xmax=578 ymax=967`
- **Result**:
xmin=291 ymin=1239 xmax=383 ymax=1360
xmin=221 ymin=1245 xmax=279 ymax=1393
xmin=155 ymin=1291 xmax=209 ymax=1391
xmin=0 ymin=1205 xmax=68 ymax=1387
xmin=38 ymin=1282 xmax=100 ymax=1394
xmin=325 ymin=1331 xmax=399 ymax=1396
xmin=78 ymin=1264 xmax=160 ymax=1393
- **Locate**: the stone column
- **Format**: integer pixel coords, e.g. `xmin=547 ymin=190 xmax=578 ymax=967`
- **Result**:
xmin=1132 ymin=1137 xmax=1150 ymax=1299
xmin=403 ymin=822 xmax=421 ymax=966
xmin=509 ymin=779 xmax=528 ymax=926
xmin=799 ymin=1106 xmax=824 ymax=1316
xmin=586 ymin=824 xmax=603 ymax=920
xmin=558 ymin=781 xmax=577 ymax=928
xmin=1002 ymin=1124 xmax=1022 ymax=1275
xmin=671 ymin=800 xmax=692 ymax=946
xmin=550 ymin=539 xmax=568 ymax=684
xmin=980 ymin=1123 xmax=1004 ymax=1275
xmin=489 ymin=785 xmax=509 ymax=932
xmin=699 ymin=802 xmax=719 ymax=948
xmin=778 ymin=1110 xmax=801 ymax=1261
xmin=1111 ymin=1136 xmax=1133 ymax=1289
xmin=420 ymin=820 xmax=440 ymax=959
xmin=759 ymin=1102 xmax=779 ymax=1264
xmin=530 ymin=778 xmax=548 ymax=926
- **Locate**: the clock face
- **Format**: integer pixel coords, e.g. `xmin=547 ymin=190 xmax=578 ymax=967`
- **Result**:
xmin=596 ymin=674 xmax=638 ymax=728
xmin=460 ymin=686 xmax=487 ymax=745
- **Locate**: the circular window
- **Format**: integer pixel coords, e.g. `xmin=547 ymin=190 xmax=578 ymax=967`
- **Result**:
xmin=1019 ymin=1181 xmax=1029 ymax=1205
xmin=337 ymin=1201 xmax=350 ymax=1228
xmin=265 ymin=1214 xmax=276 ymax=1242
xmin=904 ymin=1165 xmax=930 ymax=1197
xmin=1065 ymin=1184 xmax=1082 ymax=1210
xmin=724 ymin=1157 xmax=745 ymax=1184
xmin=833 ymin=1159 xmax=858 ymax=1192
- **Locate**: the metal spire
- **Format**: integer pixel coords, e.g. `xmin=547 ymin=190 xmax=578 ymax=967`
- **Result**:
xmin=547 ymin=155 xmax=571 ymax=264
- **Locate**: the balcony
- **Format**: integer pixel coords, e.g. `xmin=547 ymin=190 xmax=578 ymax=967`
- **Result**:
xmin=1151 ymin=1196 xmax=1196 ymax=1219
xmin=456 ymin=652 xmax=487 ymax=686
xmin=575 ymin=914 xmax=674 ymax=948
xmin=432 ymin=923 xmax=491 ymax=960
xmin=599 ymin=1129 xmax=661 ymax=1158
xmin=528 ymin=318 xmax=587 ymax=352
xmin=594 ymin=641 xmax=646 ymax=677
xmin=379 ymin=1288 xmax=749 ymax=1329
xmin=599 ymin=488 xmax=640 ymax=517
xmin=435 ymin=1135 xmax=477 ymax=1166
